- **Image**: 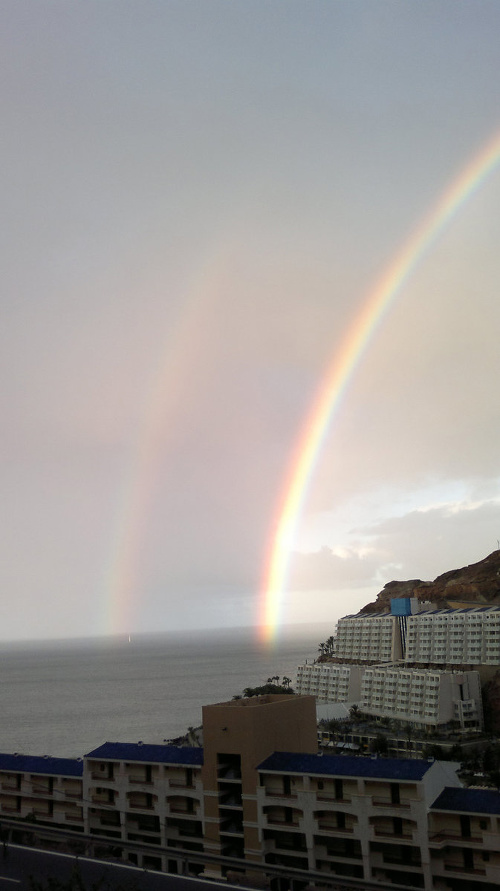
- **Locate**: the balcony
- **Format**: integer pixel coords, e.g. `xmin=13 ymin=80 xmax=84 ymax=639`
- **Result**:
xmin=443 ymin=863 xmax=486 ymax=876
xmin=316 ymin=794 xmax=351 ymax=804
xmin=372 ymin=797 xmax=410 ymax=809
xmin=90 ymin=765 xmax=115 ymax=781
xmin=262 ymin=789 xmax=298 ymax=800
xmin=317 ymin=820 xmax=353 ymax=833
xmin=126 ymin=792 xmax=156 ymax=811
xmin=168 ymin=805 xmax=197 ymax=818
xmin=267 ymin=816 xmax=300 ymax=828
xmin=429 ymin=831 xmax=482 ymax=846
xmin=32 ymin=808 xmax=53 ymax=818
xmin=373 ymin=829 xmax=413 ymax=841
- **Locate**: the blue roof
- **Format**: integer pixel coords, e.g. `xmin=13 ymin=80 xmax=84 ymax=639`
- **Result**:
xmin=258 ymin=752 xmax=432 ymax=780
xmin=432 ymin=787 xmax=500 ymax=815
xmin=0 ymin=753 xmax=83 ymax=777
xmin=85 ymin=742 xmax=204 ymax=765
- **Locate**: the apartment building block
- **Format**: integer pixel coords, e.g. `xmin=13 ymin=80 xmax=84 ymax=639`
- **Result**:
xmin=360 ymin=665 xmax=483 ymax=732
xmin=257 ymin=750 xmax=461 ymax=889
xmin=323 ymin=604 xmax=500 ymax=669
xmin=0 ymin=695 xmax=499 ymax=888
xmin=84 ymin=741 xmax=204 ymax=869
xmin=429 ymin=787 xmax=500 ymax=887
xmin=295 ymin=599 xmax=495 ymax=732
xmin=0 ymin=754 xmax=83 ymax=829
xmin=295 ymin=663 xmax=363 ymax=703
xmin=334 ymin=612 xmax=403 ymax=663
xmin=405 ymin=606 xmax=500 ymax=666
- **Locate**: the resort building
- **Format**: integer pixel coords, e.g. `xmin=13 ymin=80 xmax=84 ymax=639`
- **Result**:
xmin=0 ymin=753 xmax=83 ymax=829
xmin=318 ymin=603 xmax=500 ymax=669
xmin=360 ymin=665 xmax=483 ymax=732
xmin=405 ymin=606 xmax=500 ymax=666
xmin=84 ymin=741 xmax=204 ymax=868
xmin=295 ymin=599 xmax=499 ymax=732
xmin=334 ymin=612 xmax=403 ymax=663
xmin=295 ymin=662 xmax=363 ymax=703
xmin=0 ymin=694 xmax=499 ymax=888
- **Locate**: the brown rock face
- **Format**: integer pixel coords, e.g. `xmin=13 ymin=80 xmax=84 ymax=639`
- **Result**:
xmin=360 ymin=550 xmax=500 ymax=614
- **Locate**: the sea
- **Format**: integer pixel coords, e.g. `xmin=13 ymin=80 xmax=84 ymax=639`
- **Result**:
xmin=0 ymin=624 xmax=326 ymax=759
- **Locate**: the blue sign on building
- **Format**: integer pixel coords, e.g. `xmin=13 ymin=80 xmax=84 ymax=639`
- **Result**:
xmin=390 ymin=598 xmax=412 ymax=616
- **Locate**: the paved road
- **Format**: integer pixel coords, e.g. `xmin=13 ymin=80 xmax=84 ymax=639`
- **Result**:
xmin=0 ymin=845 xmax=231 ymax=891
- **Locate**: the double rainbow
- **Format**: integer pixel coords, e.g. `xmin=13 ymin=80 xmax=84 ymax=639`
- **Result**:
xmin=259 ymin=128 xmax=500 ymax=642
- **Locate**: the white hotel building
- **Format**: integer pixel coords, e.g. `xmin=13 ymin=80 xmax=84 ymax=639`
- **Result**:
xmin=294 ymin=600 xmax=497 ymax=731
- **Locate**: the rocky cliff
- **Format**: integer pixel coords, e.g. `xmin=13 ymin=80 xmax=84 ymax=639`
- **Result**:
xmin=360 ymin=549 xmax=500 ymax=614
xmin=357 ymin=550 xmax=500 ymax=733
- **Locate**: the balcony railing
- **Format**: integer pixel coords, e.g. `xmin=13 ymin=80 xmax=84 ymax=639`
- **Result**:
xmin=316 ymin=794 xmax=351 ymax=803
xmin=430 ymin=831 xmax=482 ymax=844
xmin=373 ymin=829 xmax=413 ymax=840
xmin=443 ymin=864 xmax=486 ymax=876
xmin=372 ymin=797 xmax=410 ymax=809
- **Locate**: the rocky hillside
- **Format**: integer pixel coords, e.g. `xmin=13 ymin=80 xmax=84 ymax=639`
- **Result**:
xmin=360 ymin=550 xmax=500 ymax=614
xmin=357 ymin=550 xmax=500 ymax=733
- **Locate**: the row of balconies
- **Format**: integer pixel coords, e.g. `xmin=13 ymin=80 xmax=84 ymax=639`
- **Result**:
xmin=0 ymin=794 xmax=83 ymax=824
xmin=89 ymin=772 xmax=197 ymax=789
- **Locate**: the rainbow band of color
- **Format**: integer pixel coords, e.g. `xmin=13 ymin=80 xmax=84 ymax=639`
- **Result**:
xmin=259 ymin=129 xmax=500 ymax=642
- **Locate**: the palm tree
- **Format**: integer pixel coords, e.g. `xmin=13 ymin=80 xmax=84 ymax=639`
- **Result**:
xmin=325 ymin=635 xmax=335 ymax=655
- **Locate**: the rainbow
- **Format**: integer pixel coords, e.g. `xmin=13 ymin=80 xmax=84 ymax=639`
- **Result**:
xmin=103 ymin=245 xmax=236 ymax=636
xmin=259 ymin=128 xmax=500 ymax=643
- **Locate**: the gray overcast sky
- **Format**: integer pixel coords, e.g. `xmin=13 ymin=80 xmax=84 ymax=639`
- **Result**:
xmin=2 ymin=1 xmax=500 ymax=640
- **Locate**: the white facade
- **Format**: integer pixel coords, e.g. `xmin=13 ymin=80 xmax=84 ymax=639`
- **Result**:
xmin=405 ymin=606 xmax=500 ymax=665
xmin=295 ymin=663 xmax=363 ymax=702
xmin=334 ymin=612 xmax=402 ymax=663
xmin=361 ymin=664 xmax=483 ymax=730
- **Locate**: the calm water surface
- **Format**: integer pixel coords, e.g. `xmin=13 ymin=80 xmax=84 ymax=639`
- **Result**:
xmin=0 ymin=625 xmax=324 ymax=758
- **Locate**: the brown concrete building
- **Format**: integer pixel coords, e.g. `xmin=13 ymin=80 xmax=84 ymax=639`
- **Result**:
xmin=201 ymin=694 xmax=317 ymax=872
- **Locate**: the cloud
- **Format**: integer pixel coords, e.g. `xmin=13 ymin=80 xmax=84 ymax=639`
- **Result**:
xmin=287 ymin=546 xmax=382 ymax=591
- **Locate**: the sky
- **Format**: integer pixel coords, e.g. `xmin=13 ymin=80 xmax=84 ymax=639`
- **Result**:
xmin=2 ymin=1 xmax=500 ymax=641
